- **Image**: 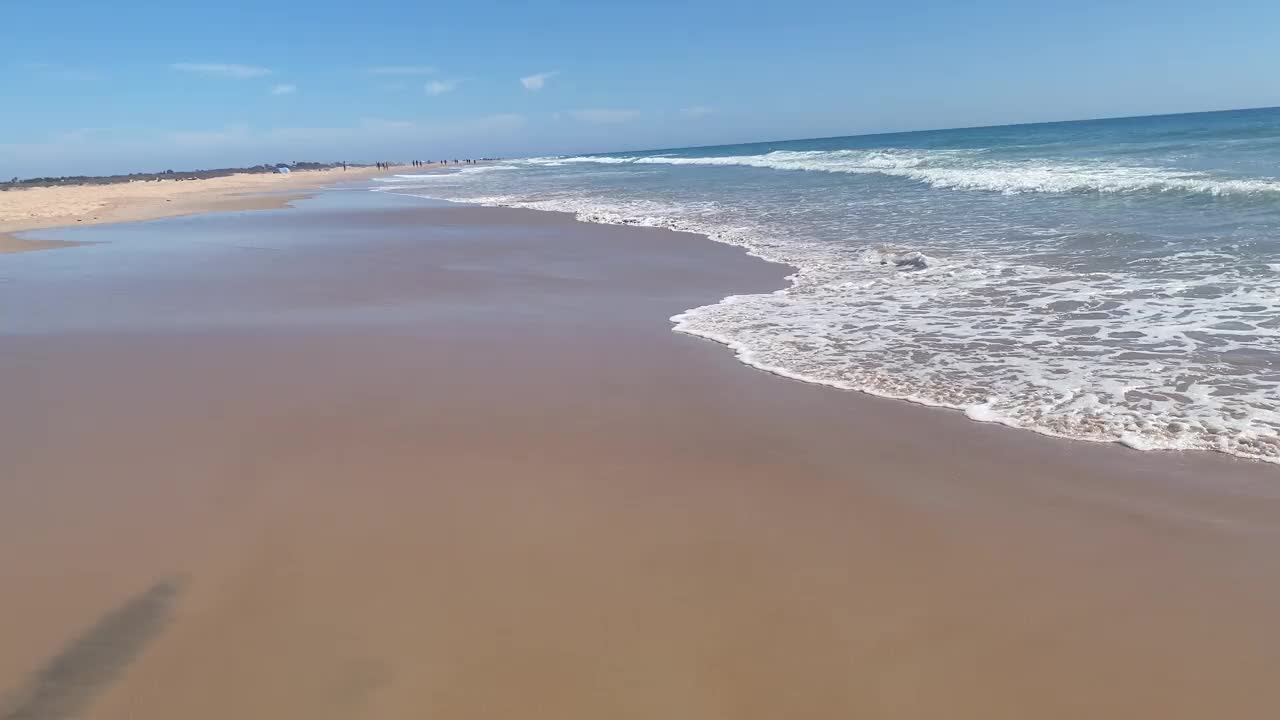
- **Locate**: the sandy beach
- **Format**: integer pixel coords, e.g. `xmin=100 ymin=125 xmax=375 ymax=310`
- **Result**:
xmin=0 ymin=165 xmax=391 ymax=254
xmin=2 ymin=192 xmax=1280 ymax=719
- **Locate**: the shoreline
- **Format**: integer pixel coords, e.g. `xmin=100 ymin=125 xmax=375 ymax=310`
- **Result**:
xmin=4 ymin=196 xmax=1280 ymax=717
xmin=0 ymin=165 xmax=390 ymax=254
xmin=13 ymin=167 xmax=1279 ymax=471
xmin=379 ymin=189 xmax=1280 ymax=470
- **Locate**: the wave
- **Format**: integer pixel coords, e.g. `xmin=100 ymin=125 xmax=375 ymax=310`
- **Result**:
xmin=520 ymin=150 xmax=1280 ymax=198
xmin=377 ymin=183 xmax=1280 ymax=465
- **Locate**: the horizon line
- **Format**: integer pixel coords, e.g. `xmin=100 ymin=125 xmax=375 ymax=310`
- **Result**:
xmin=584 ymin=104 xmax=1280 ymax=160
xmin=5 ymin=104 xmax=1278 ymax=180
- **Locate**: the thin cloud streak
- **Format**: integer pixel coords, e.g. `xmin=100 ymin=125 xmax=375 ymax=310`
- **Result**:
xmin=369 ymin=65 xmax=437 ymax=76
xmin=569 ymin=109 xmax=639 ymax=124
xmin=271 ymin=84 xmax=297 ymax=96
xmin=424 ymin=79 xmax=459 ymax=96
xmin=520 ymin=71 xmax=559 ymax=91
xmin=11 ymin=61 xmax=103 ymax=80
xmin=171 ymin=63 xmax=272 ymax=78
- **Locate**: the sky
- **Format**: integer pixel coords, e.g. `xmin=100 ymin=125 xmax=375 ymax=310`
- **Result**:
xmin=2 ymin=0 xmax=1279 ymax=177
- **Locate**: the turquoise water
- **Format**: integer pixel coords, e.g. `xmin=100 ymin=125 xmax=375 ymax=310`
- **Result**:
xmin=377 ymin=107 xmax=1280 ymax=463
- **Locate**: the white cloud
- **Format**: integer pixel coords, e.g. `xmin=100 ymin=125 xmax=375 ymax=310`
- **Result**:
xmin=681 ymin=105 xmax=714 ymax=118
xmin=568 ymin=109 xmax=639 ymax=124
xmin=520 ymin=71 xmax=559 ymax=91
xmin=171 ymin=63 xmax=272 ymax=78
xmin=424 ymin=79 xmax=459 ymax=96
xmin=369 ymin=65 xmax=437 ymax=76
xmin=271 ymin=83 xmax=297 ymax=96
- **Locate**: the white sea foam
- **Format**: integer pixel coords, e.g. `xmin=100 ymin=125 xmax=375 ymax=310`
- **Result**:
xmin=377 ymin=154 xmax=1280 ymax=465
xmin=521 ymin=150 xmax=1280 ymax=197
xmin=375 ymin=165 xmax=519 ymax=182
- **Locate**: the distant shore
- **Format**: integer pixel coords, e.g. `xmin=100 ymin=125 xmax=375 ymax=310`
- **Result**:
xmin=0 ymin=165 xmax=392 ymax=254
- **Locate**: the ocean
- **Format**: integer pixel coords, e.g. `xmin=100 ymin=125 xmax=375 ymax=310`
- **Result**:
xmin=375 ymin=107 xmax=1280 ymax=464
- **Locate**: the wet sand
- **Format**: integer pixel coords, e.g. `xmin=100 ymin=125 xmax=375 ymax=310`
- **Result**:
xmin=0 ymin=233 xmax=87 ymax=255
xmin=2 ymin=194 xmax=1280 ymax=719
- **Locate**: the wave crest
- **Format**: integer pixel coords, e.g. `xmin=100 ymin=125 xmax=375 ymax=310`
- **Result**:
xmin=521 ymin=150 xmax=1280 ymax=198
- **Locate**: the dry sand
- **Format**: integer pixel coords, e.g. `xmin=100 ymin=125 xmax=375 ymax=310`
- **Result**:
xmin=2 ymin=199 xmax=1280 ymax=719
xmin=0 ymin=165 xmax=390 ymax=254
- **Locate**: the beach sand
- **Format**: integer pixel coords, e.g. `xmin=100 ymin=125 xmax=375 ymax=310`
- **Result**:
xmin=2 ymin=196 xmax=1280 ymax=719
xmin=0 ymin=165 xmax=390 ymax=254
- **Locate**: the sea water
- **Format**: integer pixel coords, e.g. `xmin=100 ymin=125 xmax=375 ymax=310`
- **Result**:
xmin=376 ymin=107 xmax=1280 ymax=464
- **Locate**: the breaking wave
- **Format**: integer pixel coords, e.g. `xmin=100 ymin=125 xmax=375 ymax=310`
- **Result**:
xmin=521 ymin=150 xmax=1280 ymax=197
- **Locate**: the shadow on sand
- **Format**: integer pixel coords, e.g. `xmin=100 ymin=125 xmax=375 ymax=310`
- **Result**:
xmin=1 ymin=579 xmax=182 ymax=720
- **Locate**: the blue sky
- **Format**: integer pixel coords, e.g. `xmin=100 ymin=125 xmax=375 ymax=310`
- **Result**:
xmin=2 ymin=0 xmax=1278 ymax=177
